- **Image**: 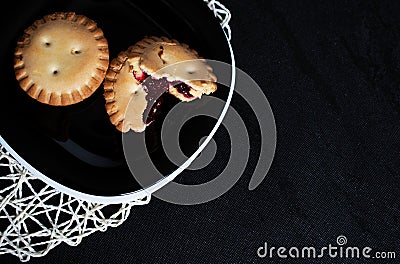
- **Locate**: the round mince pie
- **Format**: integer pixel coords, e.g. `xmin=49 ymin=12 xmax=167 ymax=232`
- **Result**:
xmin=13 ymin=12 xmax=109 ymax=106
xmin=104 ymin=36 xmax=217 ymax=133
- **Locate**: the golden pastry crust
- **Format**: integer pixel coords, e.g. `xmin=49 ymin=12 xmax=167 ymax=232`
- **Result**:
xmin=104 ymin=51 xmax=148 ymax=133
xmin=13 ymin=12 xmax=109 ymax=106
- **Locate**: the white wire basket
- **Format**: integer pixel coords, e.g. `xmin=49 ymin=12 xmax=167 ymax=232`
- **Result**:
xmin=0 ymin=0 xmax=233 ymax=261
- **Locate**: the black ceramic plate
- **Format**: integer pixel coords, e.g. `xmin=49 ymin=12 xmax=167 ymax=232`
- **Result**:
xmin=0 ymin=0 xmax=232 ymax=199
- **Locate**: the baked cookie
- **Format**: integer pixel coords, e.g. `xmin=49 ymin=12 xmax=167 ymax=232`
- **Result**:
xmin=13 ymin=12 xmax=109 ymax=106
xmin=104 ymin=36 xmax=217 ymax=133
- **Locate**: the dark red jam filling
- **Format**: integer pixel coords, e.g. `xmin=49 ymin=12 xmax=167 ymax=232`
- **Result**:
xmin=133 ymin=71 xmax=195 ymax=124
xmin=133 ymin=71 xmax=149 ymax=82
xmin=146 ymin=96 xmax=164 ymax=125
xmin=141 ymin=76 xmax=169 ymax=125
xmin=171 ymin=82 xmax=194 ymax=98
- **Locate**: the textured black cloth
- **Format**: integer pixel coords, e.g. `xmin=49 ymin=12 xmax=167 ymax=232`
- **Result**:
xmin=2 ymin=0 xmax=400 ymax=263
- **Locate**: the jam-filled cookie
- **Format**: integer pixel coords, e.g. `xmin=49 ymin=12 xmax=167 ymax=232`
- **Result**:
xmin=13 ymin=12 xmax=109 ymax=106
xmin=104 ymin=36 xmax=217 ymax=133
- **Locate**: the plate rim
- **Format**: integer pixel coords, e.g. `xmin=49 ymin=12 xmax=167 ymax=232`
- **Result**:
xmin=0 ymin=0 xmax=236 ymax=204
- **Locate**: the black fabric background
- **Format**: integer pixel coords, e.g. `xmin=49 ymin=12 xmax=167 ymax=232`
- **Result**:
xmin=2 ymin=0 xmax=400 ymax=263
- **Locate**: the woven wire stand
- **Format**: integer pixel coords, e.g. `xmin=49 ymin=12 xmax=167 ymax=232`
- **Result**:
xmin=0 ymin=0 xmax=231 ymax=262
